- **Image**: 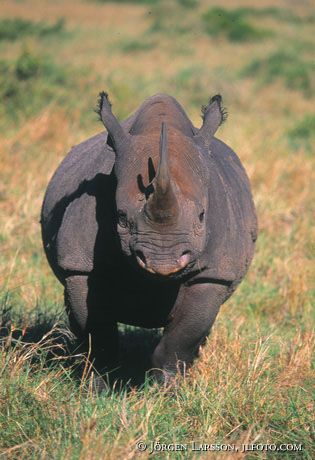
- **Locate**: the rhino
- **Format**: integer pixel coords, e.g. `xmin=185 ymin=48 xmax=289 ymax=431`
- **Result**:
xmin=41 ymin=92 xmax=257 ymax=384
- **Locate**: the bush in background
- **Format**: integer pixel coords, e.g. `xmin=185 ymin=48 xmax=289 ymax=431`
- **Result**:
xmin=0 ymin=50 xmax=69 ymax=124
xmin=0 ymin=18 xmax=65 ymax=41
xmin=241 ymin=50 xmax=314 ymax=97
xmin=202 ymin=7 xmax=271 ymax=42
xmin=288 ymin=115 xmax=315 ymax=153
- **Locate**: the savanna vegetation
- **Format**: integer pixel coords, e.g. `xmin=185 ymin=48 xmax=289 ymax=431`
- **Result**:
xmin=0 ymin=0 xmax=314 ymax=458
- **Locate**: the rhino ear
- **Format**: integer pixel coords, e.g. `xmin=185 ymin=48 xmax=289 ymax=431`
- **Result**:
xmin=195 ymin=95 xmax=227 ymax=147
xmin=96 ymin=91 xmax=130 ymax=154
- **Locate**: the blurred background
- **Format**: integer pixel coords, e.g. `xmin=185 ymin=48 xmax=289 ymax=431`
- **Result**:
xmin=0 ymin=0 xmax=314 ymax=456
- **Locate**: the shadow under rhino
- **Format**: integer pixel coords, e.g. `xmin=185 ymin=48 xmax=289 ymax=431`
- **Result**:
xmin=0 ymin=304 xmax=162 ymax=390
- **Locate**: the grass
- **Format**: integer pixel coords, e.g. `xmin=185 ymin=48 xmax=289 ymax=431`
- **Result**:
xmin=0 ymin=18 xmax=65 ymax=41
xmin=0 ymin=49 xmax=70 ymax=127
xmin=202 ymin=7 xmax=271 ymax=42
xmin=92 ymin=0 xmax=158 ymax=4
xmin=202 ymin=6 xmax=315 ymax=43
xmin=287 ymin=114 xmax=315 ymax=153
xmin=0 ymin=0 xmax=314 ymax=458
xmin=119 ymin=38 xmax=156 ymax=53
xmin=1 ymin=306 xmax=314 ymax=457
xmin=176 ymin=0 xmax=199 ymax=8
xmin=148 ymin=2 xmax=194 ymax=35
xmin=221 ymin=7 xmax=315 ymax=24
xmin=0 ymin=48 xmax=99 ymax=131
xmin=241 ymin=50 xmax=315 ymax=97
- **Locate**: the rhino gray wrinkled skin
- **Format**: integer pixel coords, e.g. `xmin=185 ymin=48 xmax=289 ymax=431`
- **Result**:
xmin=41 ymin=93 xmax=257 ymax=384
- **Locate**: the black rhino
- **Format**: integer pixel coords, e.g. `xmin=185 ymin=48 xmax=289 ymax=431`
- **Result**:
xmin=41 ymin=92 xmax=257 ymax=384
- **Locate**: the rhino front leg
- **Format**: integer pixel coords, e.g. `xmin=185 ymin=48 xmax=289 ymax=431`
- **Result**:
xmin=65 ymin=275 xmax=119 ymax=374
xmin=151 ymin=282 xmax=229 ymax=383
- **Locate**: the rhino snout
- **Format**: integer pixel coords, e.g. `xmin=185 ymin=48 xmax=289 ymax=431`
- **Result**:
xmin=134 ymin=249 xmax=191 ymax=275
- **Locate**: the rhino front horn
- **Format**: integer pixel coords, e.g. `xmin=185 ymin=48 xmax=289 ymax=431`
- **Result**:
xmin=145 ymin=122 xmax=179 ymax=224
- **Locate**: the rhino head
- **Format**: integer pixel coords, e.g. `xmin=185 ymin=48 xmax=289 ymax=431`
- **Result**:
xmin=98 ymin=92 xmax=225 ymax=278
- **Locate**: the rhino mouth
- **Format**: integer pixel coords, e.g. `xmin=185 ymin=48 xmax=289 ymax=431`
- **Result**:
xmin=128 ymin=249 xmax=200 ymax=281
xmin=135 ymin=250 xmax=191 ymax=276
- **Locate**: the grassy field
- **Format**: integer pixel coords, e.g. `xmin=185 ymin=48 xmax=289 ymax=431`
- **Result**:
xmin=0 ymin=0 xmax=314 ymax=458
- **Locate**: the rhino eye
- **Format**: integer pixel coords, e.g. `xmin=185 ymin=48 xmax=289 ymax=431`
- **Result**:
xmin=199 ymin=210 xmax=205 ymax=223
xmin=117 ymin=210 xmax=128 ymax=228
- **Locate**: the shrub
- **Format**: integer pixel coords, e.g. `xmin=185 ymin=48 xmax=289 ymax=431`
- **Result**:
xmin=0 ymin=18 xmax=65 ymax=41
xmin=15 ymin=51 xmax=41 ymax=80
xmin=120 ymin=39 xmax=156 ymax=53
xmin=287 ymin=114 xmax=315 ymax=153
xmin=177 ymin=0 xmax=199 ymax=8
xmin=202 ymin=7 xmax=270 ymax=42
xmin=232 ymin=7 xmax=314 ymax=24
xmin=241 ymin=51 xmax=314 ymax=96
xmin=0 ymin=50 xmax=69 ymax=123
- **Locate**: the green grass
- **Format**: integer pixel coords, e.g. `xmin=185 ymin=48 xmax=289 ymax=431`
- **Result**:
xmin=92 ymin=0 xmax=158 ymax=4
xmin=0 ymin=18 xmax=65 ymax=41
xmin=0 ymin=300 xmax=313 ymax=458
xmin=227 ymin=7 xmax=315 ymax=24
xmin=288 ymin=114 xmax=315 ymax=153
xmin=0 ymin=49 xmax=97 ymax=131
xmin=148 ymin=6 xmax=191 ymax=35
xmin=119 ymin=38 xmax=156 ymax=53
xmin=0 ymin=50 xmax=69 ymax=125
xmin=202 ymin=7 xmax=272 ymax=42
xmin=202 ymin=6 xmax=315 ymax=43
xmin=241 ymin=50 xmax=315 ymax=97
xmin=176 ymin=0 xmax=199 ymax=8
xmin=171 ymin=66 xmax=207 ymax=108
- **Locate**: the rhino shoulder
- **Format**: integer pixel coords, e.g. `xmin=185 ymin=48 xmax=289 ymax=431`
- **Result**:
xmin=54 ymin=172 xmax=116 ymax=275
xmin=42 ymin=131 xmax=115 ymax=222
xmin=41 ymin=131 xmax=117 ymax=278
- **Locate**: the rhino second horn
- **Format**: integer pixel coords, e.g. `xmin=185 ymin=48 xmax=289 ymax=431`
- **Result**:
xmin=145 ymin=122 xmax=179 ymax=224
xmin=97 ymin=91 xmax=129 ymax=153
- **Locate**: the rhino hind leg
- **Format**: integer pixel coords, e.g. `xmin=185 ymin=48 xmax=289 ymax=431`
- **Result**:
xmin=151 ymin=282 xmax=230 ymax=384
xmin=65 ymin=275 xmax=120 ymax=381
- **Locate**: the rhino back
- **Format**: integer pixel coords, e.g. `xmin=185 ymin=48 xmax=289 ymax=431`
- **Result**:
xmin=129 ymin=93 xmax=195 ymax=137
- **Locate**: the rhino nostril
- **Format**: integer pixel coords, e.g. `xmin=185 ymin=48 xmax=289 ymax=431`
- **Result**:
xmin=135 ymin=250 xmax=146 ymax=268
xmin=178 ymin=250 xmax=190 ymax=268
